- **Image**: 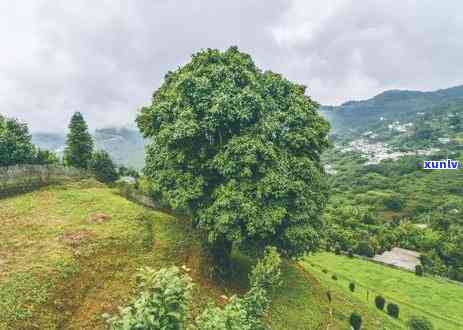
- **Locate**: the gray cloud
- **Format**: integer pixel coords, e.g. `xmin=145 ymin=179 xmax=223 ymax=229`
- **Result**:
xmin=1 ymin=0 xmax=462 ymax=132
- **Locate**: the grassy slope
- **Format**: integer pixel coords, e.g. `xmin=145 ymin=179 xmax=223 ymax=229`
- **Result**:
xmin=0 ymin=181 xmax=331 ymax=330
xmin=302 ymin=253 xmax=463 ymax=330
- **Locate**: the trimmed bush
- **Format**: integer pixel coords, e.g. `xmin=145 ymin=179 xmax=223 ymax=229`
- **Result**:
xmin=356 ymin=241 xmax=375 ymax=257
xmin=375 ymin=295 xmax=385 ymax=310
xmin=349 ymin=282 xmax=356 ymax=292
xmin=387 ymin=302 xmax=400 ymax=318
xmin=331 ymin=274 xmax=338 ymax=280
xmin=322 ymin=269 xmax=328 ymax=274
xmin=350 ymin=312 xmax=362 ymax=330
xmin=348 ymin=248 xmax=354 ymax=258
xmin=415 ymin=264 xmax=424 ymax=276
xmin=407 ymin=316 xmax=434 ymax=330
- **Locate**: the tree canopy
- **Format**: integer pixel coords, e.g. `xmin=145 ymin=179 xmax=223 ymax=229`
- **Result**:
xmin=64 ymin=112 xmax=94 ymax=169
xmin=137 ymin=47 xmax=330 ymax=264
xmin=89 ymin=150 xmax=119 ymax=183
xmin=0 ymin=115 xmax=37 ymax=166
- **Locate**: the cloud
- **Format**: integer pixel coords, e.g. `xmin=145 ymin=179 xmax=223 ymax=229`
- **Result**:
xmin=1 ymin=0 xmax=462 ymax=132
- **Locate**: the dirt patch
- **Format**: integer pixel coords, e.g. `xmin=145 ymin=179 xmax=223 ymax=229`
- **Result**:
xmin=61 ymin=230 xmax=94 ymax=247
xmin=89 ymin=212 xmax=112 ymax=224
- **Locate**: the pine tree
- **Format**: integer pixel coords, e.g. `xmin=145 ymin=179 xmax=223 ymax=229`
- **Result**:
xmin=64 ymin=112 xmax=93 ymax=168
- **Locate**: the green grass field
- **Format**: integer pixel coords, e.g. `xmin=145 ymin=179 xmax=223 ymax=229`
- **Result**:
xmin=0 ymin=180 xmax=339 ymax=330
xmin=302 ymin=253 xmax=463 ymax=330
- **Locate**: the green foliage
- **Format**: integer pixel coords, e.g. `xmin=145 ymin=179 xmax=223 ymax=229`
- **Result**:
xmin=349 ymin=312 xmax=362 ymax=330
xmin=349 ymin=282 xmax=355 ymax=292
xmin=0 ymin=115 xmax=36 ymax=166
xmin=64 ymin=112 xmax=93 ymax=169
xmin=137 ymin=47 xmax=330 ymax=264
xmin=415 ymin=265 xmax=423 ymax=276
xmin=386 ymin=302 xmax=399 ymax=318
xmin=355 ymin=241 xmax=375 ymax=258
xmin=331 ymin=274 xmax=338 ymax=280
xmin=89 ymin=150 xmax=119 ymax=183
xmin=375 ymin=295 xmax=385 ymax=310
xmin=107 ymin=266 xmax=193 ymax=330
xmin=407 ymin=316 xmax=434 ymax=330
xmin=192 ymin=247 xmax=281 ymax=330
xmin=33 ymin=149 xmax=58 ymax=165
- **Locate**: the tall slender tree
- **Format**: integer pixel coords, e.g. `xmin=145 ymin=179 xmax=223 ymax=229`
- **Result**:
xmin=64 ymin=112 xmax=93 ymax=168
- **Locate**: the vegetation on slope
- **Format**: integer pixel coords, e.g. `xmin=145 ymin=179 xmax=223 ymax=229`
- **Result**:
xmin=0 ymin=180 xmax=335 ymax=330
xmin=302 ymin=253 xmax=463 ymax=330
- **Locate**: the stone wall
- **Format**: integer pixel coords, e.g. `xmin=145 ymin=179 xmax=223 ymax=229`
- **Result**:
xmin=0 ymin=164 xmax=88 ymax=197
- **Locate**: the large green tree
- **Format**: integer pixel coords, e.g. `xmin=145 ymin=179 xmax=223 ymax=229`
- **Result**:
xmin=64 ymin=112 xmax=93 ymax=168
xmin=0 ymin=115 xmax=36 ymax=166
xmin=89 ymin=150 xmax=119 ymax=183
xmin=137 ymin=47 xmax=330 ymax=271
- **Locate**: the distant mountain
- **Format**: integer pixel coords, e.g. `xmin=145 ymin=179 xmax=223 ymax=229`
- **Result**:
xmin=32 ymin=127 xmax=145 ymax=170
xmin=320 ymin=84 xmax=463 ymax=134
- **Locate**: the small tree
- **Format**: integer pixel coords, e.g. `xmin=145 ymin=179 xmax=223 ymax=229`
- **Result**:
xmin=407 ymin=316 xmax=434 ymax=330
xmin=387 ymin=302 xmax=399 ymax=318
xmin=350 ymin=312 xmax=362 ymax=330
xmin=64 ymin=112 xmax=93 ymax=168
xmin=89 ymin=150 xmax=119 ymax=183
xmin=34 ymin=149 xmax=58 ymax=165
xmin=356 ymin=241 xmax=375 ymax=257
xmin=375 ymin=295 xmax=385 ymax=310
xmin=349 ymin=282 xmax=355 ymax=292
xmin=415 ymin=264 xmax=423 ymax=276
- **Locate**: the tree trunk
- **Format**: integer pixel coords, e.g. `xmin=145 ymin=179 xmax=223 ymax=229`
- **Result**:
xmin=209 ymin=236 xmax=233 ymax=280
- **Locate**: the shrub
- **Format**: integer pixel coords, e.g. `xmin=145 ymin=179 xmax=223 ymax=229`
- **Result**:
xmin=106 ymin=266 xmax=193 ymax=329
xmin=89 ymin=150 xmax=119 ymax=183
xmin=407 ymin=316 xmax=434 ymax=330
xmin=387 ymin=302 xmax=400 ymax=318
xmin=375 ymin=295 xmax=385 ymax=310
xmin=322 ymin=269 xmax=328 ymax=274
xmin=349 ymin=282 xmax=355 ymax=292
xmin=355 ymin=241 xmax=375 ymax=257
xmin=334 ymin=243 xmax=341 ymax=255
xmin=331 ymin=274 xmax=338 ymax=280
xmin=350 ymin=312 xmax=362 ymax=330
xmin=415 ymin=264 xmax=424 ymax=276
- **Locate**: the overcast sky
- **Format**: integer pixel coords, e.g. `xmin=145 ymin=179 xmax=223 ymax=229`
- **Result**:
xmin=1 ymin=0 xmax=462 ymax=132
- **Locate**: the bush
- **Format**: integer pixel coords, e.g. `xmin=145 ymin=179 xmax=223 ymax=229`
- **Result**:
xmin=350 ymin=312 xmax=362 ymax=330
xmin=322 ymin=269 xmax=328 ymax=274
xmin=407 ymin=316 xmax=434 ymax=330
xmin=348 ymin=248 xmax=354 ymax=258
xmin=106 ymin=266 xmax=193 ymax=329
xmin=334 ymin=243 xmax=341 ymax=255
xmin=375 ymin=295 xmax=385 ymax=310
xmin=349 ymin=282 xmax=355 ymax=292
xmin=89 ymin=150 xmax=119 ymax=183
xmin=415 ymin=264 xmax=424 ymax=276
xmin=331 ymin=274 xmax=338 ymax=280
xmin=386 ymin=302 xmax=400 ymax=318
xmin=356 ymin=241 xmax=375 ymax=257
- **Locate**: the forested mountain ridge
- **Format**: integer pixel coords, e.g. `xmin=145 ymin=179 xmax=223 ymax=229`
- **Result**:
xmin=321 ymin=84 xmax=463 ymax=134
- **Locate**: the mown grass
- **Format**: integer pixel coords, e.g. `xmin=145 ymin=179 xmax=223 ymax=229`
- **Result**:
xmin=302 ymin=252 xmax=463 ymax=330
xmin=0 ymin=180 xmax=332 ymax=329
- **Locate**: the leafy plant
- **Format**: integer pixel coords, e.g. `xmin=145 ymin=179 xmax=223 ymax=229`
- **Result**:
xmin=107 ymin=266 xmax=193 ymax=330
xmin=349 ymin=312 xmax=362 ymax=330
xmin=386 ymin=302 xmax=399 ymax=318
xmin=375 ymin=295 xmax=385 ymax=310
xmin=349 ymin=282 xmax=355 ymax=292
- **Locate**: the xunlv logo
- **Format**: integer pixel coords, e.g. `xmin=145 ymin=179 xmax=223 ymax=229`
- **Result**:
xmin=423 ymin=159 xmax=459 ymax=170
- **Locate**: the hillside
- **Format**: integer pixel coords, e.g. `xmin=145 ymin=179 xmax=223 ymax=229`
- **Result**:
xmin=32 ymin=127 xmax=145 ymax=170
xmin=0 ymin=180 xmax=363 ymax=330
xmin=302 ymin=253 xmax=463 ymax=330
xmin=321 ymin=84 xmax=463 ymax=134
